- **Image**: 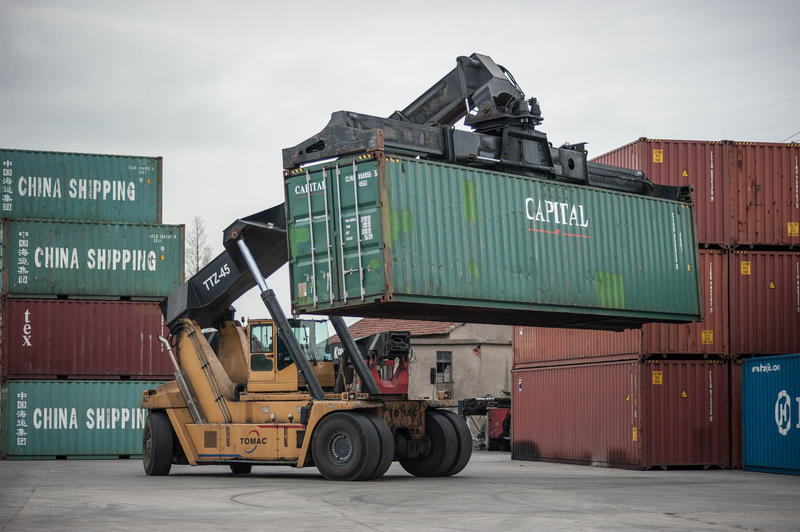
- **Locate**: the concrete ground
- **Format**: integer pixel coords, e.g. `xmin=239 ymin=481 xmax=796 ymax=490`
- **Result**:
xmin=1 ymin=452 xmax=798 ymax=531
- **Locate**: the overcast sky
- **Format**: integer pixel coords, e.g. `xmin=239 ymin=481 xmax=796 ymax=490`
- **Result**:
xmin=1 ymin=0 xmax=798 ymax=320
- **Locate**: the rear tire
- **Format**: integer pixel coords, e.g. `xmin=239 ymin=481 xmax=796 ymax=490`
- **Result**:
xmin=364 ymin=415 xmax=395 ymax=480
xmin=399 ymin=411 xmax=457 ymax=477
xmin=143 ymin=411 xmax=173 ymax=476
xmin=312 ymin=412 xmax=380 ymax=481
xmin=438 ymin=410 xmax=472 ymax=476
xmin=230 ymin=463 xmax=252 ymax=475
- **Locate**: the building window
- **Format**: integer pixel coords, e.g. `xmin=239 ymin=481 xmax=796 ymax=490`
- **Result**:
xmin=436 ymin=351 xmax=452 ymax=383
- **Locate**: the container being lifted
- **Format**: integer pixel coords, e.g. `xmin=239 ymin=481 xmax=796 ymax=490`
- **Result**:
xmin=283 ymin=54 xmax=701 ymax=330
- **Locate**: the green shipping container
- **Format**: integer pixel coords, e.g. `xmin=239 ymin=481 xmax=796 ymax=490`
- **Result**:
xmin=0 ymin=220 xmax=184 ymax=298
xmin=0 ymin=149 xmax=162 ymax=223
xmin=285 ymin=153 xmax=701 ymax=329
xmin=2 ymin=380 xmax=164 ymax=458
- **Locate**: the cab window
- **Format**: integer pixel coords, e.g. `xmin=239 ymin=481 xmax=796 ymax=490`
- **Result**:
xmin=250 ymin=323 xmax=274 ymax=353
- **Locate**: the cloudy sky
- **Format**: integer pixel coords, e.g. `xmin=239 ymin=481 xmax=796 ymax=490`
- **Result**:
xmin=1 ymin=0 xmax=798 ymax=320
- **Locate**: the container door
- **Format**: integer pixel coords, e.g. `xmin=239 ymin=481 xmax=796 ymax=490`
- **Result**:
xmin=330 ymin=157 xmax=384 ymax=304
xmin=285 ymin=165 xmax=338 ymax=310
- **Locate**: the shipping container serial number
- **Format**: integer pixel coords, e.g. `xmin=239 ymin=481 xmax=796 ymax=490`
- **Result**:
xmin=202 ymin=263 xmax=231 ymax=291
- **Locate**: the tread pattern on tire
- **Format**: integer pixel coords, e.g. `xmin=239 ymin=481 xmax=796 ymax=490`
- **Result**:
xmin=143 ymin=411 xmax=173 ymax=476
xmin=438 ymin=410 xmax=473 ymax=477
xmin=311 ymin=411 xmax=380 ymax=481
xmin=364 ymin=415 xmax=395 ymax=480
xmin=399 ymin=411 xmax=458 ymax=477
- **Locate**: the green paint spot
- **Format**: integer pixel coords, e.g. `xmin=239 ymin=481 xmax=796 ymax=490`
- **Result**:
xmin=289 ymin=227 xmax=310 ymax=257
xmin=368 ymin=259 xmax=380 ymax=271
xmin=468 ymin=260 xmax=480 ymax=278
xmin=390 ymin=209 xmax=400 ymax=243
xmin=595 ymin=272 xmax=625 ymax=308
xmin=462 ymin=181 xmax=478 ymax=222
xmin=401 ymin=211 xmax=413 ymax=233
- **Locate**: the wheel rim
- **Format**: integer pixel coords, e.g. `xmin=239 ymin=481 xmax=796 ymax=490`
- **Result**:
xmin=327 ymin=431 xmax=354 ymax=465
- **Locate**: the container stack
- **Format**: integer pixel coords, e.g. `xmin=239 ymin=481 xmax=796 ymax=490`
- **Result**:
xmin=511 ymin=138 xmax=800 ymax=471
xmin=0 ymin=149 xmax=184 ymax=459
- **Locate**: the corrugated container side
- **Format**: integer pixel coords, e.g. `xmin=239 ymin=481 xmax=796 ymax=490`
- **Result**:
xmin=641 ymin=249 xmax=729 ymax=356
xmin=640 ymin=360 xmax=729 ymax=468
xmin=730 ymin=359 xmax=743 ymax=469
xmin=3 ymin=380 xmax=163 ymax=458
xmin=512 ymin=249 xmax=727 ymax=363
xmin=513 ymin=326 xmax=640 ymax=366
xmin=0 ymin=149 xmax=163 ymax=224
xmin=729 ymin=142 xmax=800 ymax=247
xmin=591 ymin=138 xmax=730 ymax=245
xmin=0 ymin=220 xmax=184 ymax=298
xmin=1 ymin=299 xmax=172 ymax=379
xmin=512 ymin=360 xmax=729 ymax=468
xmin=287 ymin=153 xmax=701 ymax=328
xmin=729 ymin=251 xmax=800 ymax=356
xmin=742 ymin=354 xmax=800 ymax=474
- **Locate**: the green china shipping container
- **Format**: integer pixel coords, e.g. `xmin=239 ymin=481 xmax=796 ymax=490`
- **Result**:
xmin=0 ymin=148 xmax=162 ymax=223
xmin=284 ymin=153 xmax=701 ymax=329
xmin=2 ymin=380 xmax=164 ymax=458
xmin=0 ymin=219 xmax=184 ymax=298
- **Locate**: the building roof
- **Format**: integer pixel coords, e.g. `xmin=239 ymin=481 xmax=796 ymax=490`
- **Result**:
xmin=329 ymin=318 xmax=460 ymax=343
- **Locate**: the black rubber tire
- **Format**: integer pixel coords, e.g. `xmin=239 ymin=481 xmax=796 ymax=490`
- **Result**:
xmin=230 ymin=463 xmax=252 ymax=475
xmin=399 ymin=411 xmax=457 ymax=477
xmin=363 ymin=415 xmax=395 ymax=480
xmin=312 ymin=412 xmax=380 ymax=481
xmin=437 ymin=410 xmax=473 ymax=477
xmin=143 ymin=411 xmax=173 ymax=476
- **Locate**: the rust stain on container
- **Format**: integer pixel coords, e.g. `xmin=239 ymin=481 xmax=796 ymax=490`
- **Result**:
xmin=511 ymin=359 xmax=730 ymax=469
xmin=729 ymin=251 xmax=800 ymax=356
xmin=1 ymin=299 xmax=172 ymax=379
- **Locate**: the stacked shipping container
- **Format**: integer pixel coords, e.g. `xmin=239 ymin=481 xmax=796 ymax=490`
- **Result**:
xmin=1 ymin=149 xmax=182 ymax=458
xmin=512 ymin=138 xmax=800 ymax=471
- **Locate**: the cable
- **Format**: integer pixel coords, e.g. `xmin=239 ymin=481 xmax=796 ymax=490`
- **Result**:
xmin=780 ymin=129 xmax=800 ymax=143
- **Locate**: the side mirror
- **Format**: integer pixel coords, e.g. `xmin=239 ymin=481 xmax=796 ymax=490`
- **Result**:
xmin=429 ymin=367 xmax=436 ymax=385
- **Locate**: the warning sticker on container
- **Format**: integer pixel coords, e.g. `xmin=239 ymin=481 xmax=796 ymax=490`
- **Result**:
xmin=741 ymin=261 xmax=751 ymax=275
xmin=632 ymin=427 xmax=638 ymax=442
xmin=653 ymin=149 xmax=663 ymax=163
xmin=789 ymin=222 xmax=799 ymax=237
xmin=682 ymin=169 xmax=689 ymax=178
xmin=652 ymin=370 xmax=663 ymax=385
xmin=769 ymin=281 xmax=776 ymax=289
xmin=517 ymin=378 xmax=522 ymax=392
xmin=681 ymin=390 xmax=688 ymax=398
xmin=701 ymin=330 xmax=714 ymax=344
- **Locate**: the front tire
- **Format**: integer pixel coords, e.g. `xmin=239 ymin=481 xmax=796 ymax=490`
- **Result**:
xmin=143 ymin=411 xmax=173 ymax=476
xmin=312 ymin=412 xmax=380 ymax=481
xmin=438 ymin=410 xmax=472 ymax=476
xmin=399 ymin=411 xmax=457 ymax=477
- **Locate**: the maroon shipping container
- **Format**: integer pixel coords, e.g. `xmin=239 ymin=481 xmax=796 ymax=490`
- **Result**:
xmin=729 ymin=251 xmax=800 ymax=356
xmin=729 ymin=359 xmax=743 ymax=469
xmin=511 ymin=359 xmax=730 ymax=469
xmin=728 ymin=142 xmax=800 ymax=247
xmin=593 ymin=138 xmax=800 ymax=247
xmin=591 ymin=138 xmax=730 ymax=245
xmin=1 ymin=299 xmax=172 ymax=378
xmin=513 ymin=249 xmax=728 ymax=365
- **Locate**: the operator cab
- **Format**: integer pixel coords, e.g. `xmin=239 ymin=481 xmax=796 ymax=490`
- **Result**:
xmin=245 ymin=318 xmax=335 ymax=392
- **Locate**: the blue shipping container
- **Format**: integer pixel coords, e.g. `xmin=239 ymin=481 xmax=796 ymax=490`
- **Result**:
xmin=742 ymin=354 xmax=800 ymax=475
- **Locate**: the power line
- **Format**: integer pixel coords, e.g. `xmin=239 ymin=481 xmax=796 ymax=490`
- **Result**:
xmin=781 ymin=129 xmax=800 ymax=143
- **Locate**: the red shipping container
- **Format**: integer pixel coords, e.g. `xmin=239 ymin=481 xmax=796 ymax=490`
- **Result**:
xmin=729 ymin=251 xmax=800 ymax=356
xmin=728 ymin=142 xmax=800 ymax=247
xmin=591 ymin=138 xmax=730 ymax=245
xmin=513 ymin=249 xmax=728 ymax=365
xmin=511 ymin=359 xmax=730 ymax=469
xmin=1 ymin=299 xmax=172 ymax=379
